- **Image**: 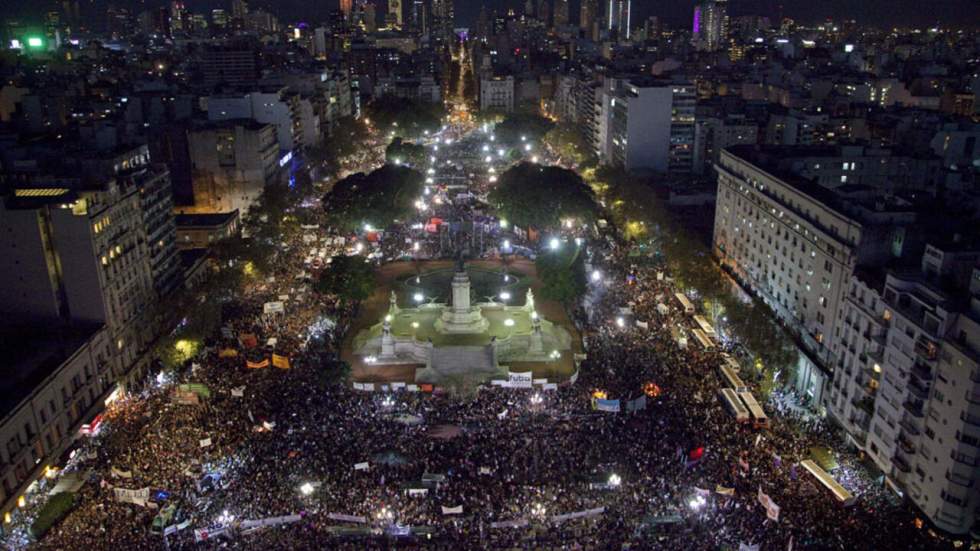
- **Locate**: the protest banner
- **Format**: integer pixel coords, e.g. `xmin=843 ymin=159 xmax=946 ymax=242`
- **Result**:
xmin=231 ymin=386 xmax=245 ymax=398
xmin=246 ymin=358 xmax=270 ymax=369
xmin=594 ymin=399 xmax=621 ymax=412
xmin=327 ymin=513 xmax=367 ymax=524
xmin=715 ymin=485 xmax=735 ymax=496
xmin=272 ymin=354 xmax=291 ymax=369
xmin=407 ymin=488 xmax=428 ymax=497
xmin=507 ymin=372 xmax=533 ymax=389
xmin=219 ymin=348 xmax=238 ymax=358
xmin=354 ymin=462 xmax=370 ymax=471
xmin=239 ymin=333 xmax=258 ymax=349
xmin=114 ymin=487 xmax=151 ymax=507
xmin=199 ymin=438 xmax=212 ymax=448
xmin=551 ymin=507 xmax=605 ymax=523
xmin=110 ymin=467 xmax=133 ymax=479
xmin=441 ymin=505 xmax=463 ymax=515
xmin=490 ymin=519 xmax=529 ymax=529
xmin=263 ymin=301 xmax=285 ymax=315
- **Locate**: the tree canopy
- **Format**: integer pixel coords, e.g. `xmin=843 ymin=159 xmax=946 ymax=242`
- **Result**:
xmin=493 ymin=113 xmax=555 ymax=144
xmin=365 ymin=96 xmax=446 ymax=139
xmin=321 ymin=116 xmax=370 ymax=163
xmin=322 ymin=165 xmax=424 ymax=232
xmin=487 ymin=162 xmax=598 ymax=230
xmin=543 ymin=122 xmax=597 ymax=167
xmin=535 ymin=244 xmax=587 ymax=305
xmin=385 ymin=138 xmax=428 ymax=168
xmin=316 ymin=255 xmax=377 ymax=303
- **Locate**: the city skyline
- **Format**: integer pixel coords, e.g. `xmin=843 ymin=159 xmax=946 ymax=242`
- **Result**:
xmin=2 ymin=0 xmax=978 ymax=28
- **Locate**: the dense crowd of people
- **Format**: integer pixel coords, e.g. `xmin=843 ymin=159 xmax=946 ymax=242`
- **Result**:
xmin=4 ymin=127 xmax=950 ymax=551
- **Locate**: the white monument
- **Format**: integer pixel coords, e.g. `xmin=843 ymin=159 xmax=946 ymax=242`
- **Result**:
xmin=352 ymin=262 xmax=573 ymax=384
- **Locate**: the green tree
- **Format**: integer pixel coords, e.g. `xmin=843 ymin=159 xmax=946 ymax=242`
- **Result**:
xmin=385 ymin=138 xmax=428 ymax=168
xmin=323 ymin=116 xmax=371 ymax=163
xmin=488 ymin=162 xmax=598 ymax=230
xmin=493 ymin=113 xmax=554 ymax=144
xmin=322 ymin=165 xmax=425 ymax=232
xmin=316 ymin=255 xmax=377 ymax=303
xmin=365 ymin=96 xmax=446 ymax=139
xmin=543 ymin=122 xmax=597 ymax=167
xmin=535 ymin=244 xmax=587 ymax=305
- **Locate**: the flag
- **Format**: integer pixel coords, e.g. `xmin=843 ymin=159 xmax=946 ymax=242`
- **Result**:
xmin=272 ymin=354 xmax=291 ymax=369
xmin=219 ymin=348 xmax=238 ymax=358
xmin=246 ymin=358 xmax=270 ymax=369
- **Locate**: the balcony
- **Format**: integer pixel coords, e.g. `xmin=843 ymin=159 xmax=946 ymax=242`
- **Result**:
xmin=946 ymin=471 xmax=974 ymax=489
xmin=966 ymin=391 xmax=980 ymax=406
xmin=903 ymin=399 xmax=925 ymax=417
xmin=907 ymin=379 xmax=931 ymax=401
xmin=898 ymin=434 xmax=916 ymax=455
xmin=961 ymin=412 xmax=980 ymax=428
xmin=893 ymin=453 xmax=912 ymax=473
xmin=912 ymin=362 xmax=933 ymax=382
xmin=899 ymin=417 xmax=921 ymax=435
xmin=914 ymin=338 xmax=939 ymax=363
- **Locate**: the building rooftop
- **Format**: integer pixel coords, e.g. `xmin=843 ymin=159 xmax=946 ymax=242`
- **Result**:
xmin=0 ymin=323 xmax=104 ymax=421
xmin=175 ymin=210 xmax=239 ymax=228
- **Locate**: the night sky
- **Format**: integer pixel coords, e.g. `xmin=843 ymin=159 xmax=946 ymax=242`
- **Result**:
xmin=3 ymin=0 xmax=978 ymax=28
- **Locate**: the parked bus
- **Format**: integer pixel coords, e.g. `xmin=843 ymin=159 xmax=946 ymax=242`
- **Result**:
xmin=718 ymin=388 xmax=750 ymax=423
xmin=720 ymin=353 xmax=741 ymax=372
xmin=691 ymin=329 xmax=715 ymax=349
xmin=717 ymin=364 xmax=748 ymax=393
xmin=737 ymin=390 xmax=769 ymax=429
xmin=800 ymin=460 xmax=856 ymax=506
xmin=674 ymin=292 xmax=695 ymax=315
xmin=692 ymin=315 xmax=716 ymax=339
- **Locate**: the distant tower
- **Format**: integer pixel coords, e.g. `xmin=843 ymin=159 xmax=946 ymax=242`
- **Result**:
xmin=387 ymin=0 xmax=403 ymax=28
xmin=231 ymin=0 xmax=249 ymax=19
xmin=694 ymin=0 xmax=729 ymax=51
xmin=339 ymin=0 xmax=353 ymax=21
xmin=579 ymin=0 xmax=596 ymax=34
xmin=607 ymin=0 xmax=630 ymax=40
xmin=553 ymin=0 xmax=569 ymax=28
xmin=536 ymin=0 xmax=551 ymax=27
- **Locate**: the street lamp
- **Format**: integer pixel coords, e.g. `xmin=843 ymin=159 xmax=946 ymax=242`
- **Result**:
xmin=300 ymin=482 xmax=314 ymax=496
xmin=591 ymin=270 xmax=602 ymax=282
xmin=608 ymin=473 xmax=622 ymax=487
xmin=616 ymin=317 xmax=625 ymax=328
xmin=499 ymin=291 xmax=511 ymax=301
xmin=504 ymin=318 xmax=515 ymax=327
xmin=414 ymin=293 xmax=424 ymax=303
xmin=549 ymin=238 xmax=560 ymax=250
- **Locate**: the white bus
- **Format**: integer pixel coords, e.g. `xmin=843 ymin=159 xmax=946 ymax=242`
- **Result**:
xmin=800 ymin=460 xmax=856 ymax=506
xmin=674 ymin=292 xmax=695 ymax=315
xmin=692 ymin=329 xmax=715 ymax=349
xmin=692 ymin=315 xmax=716 ymax=339
xmin=721 ymin=353 xmax=741 ymax=372
xmin=717 ymin=364 xmax=748 ymax=393
xmin=718 ymin=388 xmax=750 ymax=423
xmin=737 ymin=391 xmax=769 ymax=429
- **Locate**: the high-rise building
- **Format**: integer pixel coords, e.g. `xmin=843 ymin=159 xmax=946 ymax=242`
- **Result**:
xmin=231 ymin=0 xmax=249 ymax=19
xmin=0 ymin=146 xmax=170 ymax=381
xmin=607 ymin=0 xmax=630 ymax=40
xmin=212 ymin=9 xmax=229 ymax=28
xmin=430 ymin=0 xmax=454 ymax=43
xmin=579 ymin=0 xmax=597 ymax=34
xmin=600 ymin=77 xmax=695 ymax=173
xmin=387 ymin=0 xmax=403 ymax=28
xmin=536 ymin=0 xmax=551 ymax=27
xmin=693 ymin=0 xmax=729 ymax=51
xmin=339 ymin=0 xmax=353 ymax=20
xmin=553 ymin=0 xmax=569 ymax=28
xmin=200 ymin=42 xmax=259 ymax=88
xmin=170 ymin=1 xmax=187 ymax=33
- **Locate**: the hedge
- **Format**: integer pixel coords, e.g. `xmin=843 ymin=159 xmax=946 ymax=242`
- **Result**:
xmin=29 ymin=492 xmax=76 ymax=540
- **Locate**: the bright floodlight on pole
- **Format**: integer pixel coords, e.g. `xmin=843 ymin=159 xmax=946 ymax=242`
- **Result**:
xmin=549 ymin=238 xmax=560 ymax=250
xmin=414 ymin=293 xmax=424 ymax=302
xmin=504 ymin=318 xmax=515 ymax=327
xmin=689 ymin=495 xmax=707 ymax=510
xmin=608 ymin=473 xmax=622 ymax=487
xmin=616 ymin=317 xmax=625 ymax=328
xmin=485 ymin=155 xmax=492 ymax=163
xmin=592 ymin=270 xmax=602 ymax=282
xmin=300 ymin=482 xmax=314 ymax=496
xmin=525 ymin=144 xmax=532 ymax=151
xmin=499 ymin=291 xmax=511 ymax=301
xmin=499 ymin=219 xmax=508 ymax=229
xmin=503 ymin=239 xmax=511 ymax=249
xmin=413 ymin=241 xmax=420 ymax=251
xmin=531 ymin=155 xmax=539 ymax=163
